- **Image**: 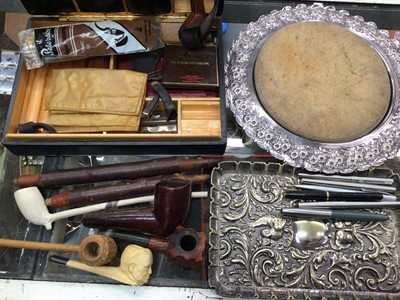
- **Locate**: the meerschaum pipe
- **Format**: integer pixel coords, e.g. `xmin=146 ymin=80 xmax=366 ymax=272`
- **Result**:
xmin=82 ymin=179 xmax=194 ymax=237
xmin=50 ymin=244 xmax=153 ymax=286
xmin=0 ymin=234 xmax=117 ymax=266
xmin=14 ymin=186 xmax=207 ymax=230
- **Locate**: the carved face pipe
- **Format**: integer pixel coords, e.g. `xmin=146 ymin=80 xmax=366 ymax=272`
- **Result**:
xmin=50 ymin=244 xmax=153 ymax=286
xmin=82 ymin=179 xmax=192 ymax=237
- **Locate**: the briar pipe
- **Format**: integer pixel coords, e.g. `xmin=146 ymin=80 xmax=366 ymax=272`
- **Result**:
xmin=82 ymin=179 xmax=192 ymax=237
xmin=105 ymin=226 xmax=206 ymax=269
xmin=178 ymin=0 xmax=207 ymax=49
xmin=13 ymin=156 xmax=218 ymax=188
xmin=0 ymin=234 xmax=117 ymax=266
xmin=46 ymin=173 xmax=209 ymax=208
xmin=50 ymin=244 xmax=153 ymax=286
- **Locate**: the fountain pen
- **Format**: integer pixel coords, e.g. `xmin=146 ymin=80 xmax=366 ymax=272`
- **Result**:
xmin=281 ymin=208 xmax=389 ymax=222
xmin=285 ymin=190 xmax=396 ymax=201
xmin=297 ymin=201 xmax=400 ymax=209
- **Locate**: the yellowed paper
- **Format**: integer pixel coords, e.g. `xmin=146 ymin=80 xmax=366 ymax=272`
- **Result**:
xmin=44 ymin=68 xmax=147 ymax=132
xmin=45 ymin=68 xmax=147 ymax=115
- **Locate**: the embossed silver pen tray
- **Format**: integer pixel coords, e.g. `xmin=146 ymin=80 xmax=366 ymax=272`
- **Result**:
xmin=209 ymin=161 xmax=400 ymax=299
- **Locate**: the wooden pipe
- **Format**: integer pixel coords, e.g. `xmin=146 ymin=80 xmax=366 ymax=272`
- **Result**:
xmin=178 ymin=0 xmax=206 ymax=49
xmin=45 ymin=173 xmax=209 ymax=208
xmin=82 ymin=179 xmax=192 ymax=237
xmin=105 ymin=226 xmax=206 ymax=269
xmin=13 ymin=157 xmax=218 ymax=188
xmin=50 ymin=244 xmax=153 ymax=286
xmin=0 ymin=234 xmax=117 ymax=266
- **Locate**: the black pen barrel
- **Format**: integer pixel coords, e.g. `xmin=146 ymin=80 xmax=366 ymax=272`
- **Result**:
xmin=331 ymin=210 xmax=389 ymax=222
xmin=285 ymin=191 xmax=385 ymax=201
xmin=282 ymin=208 xmax=389 ymax=222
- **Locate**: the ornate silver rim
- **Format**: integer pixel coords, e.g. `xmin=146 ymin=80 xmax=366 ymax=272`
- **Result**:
xmin=226 ymin=4 xmax=400 ymax=173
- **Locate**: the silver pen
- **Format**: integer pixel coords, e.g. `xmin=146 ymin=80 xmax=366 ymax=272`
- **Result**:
xmin=298 ymin=173 xmax=394 ymax=185
xmin=297 ymin=201 xmax=400 ymax=209
xmin=300 ymin=178 xmax=396 ymax=193
xmin=294 ymin=184 xmax=397 ymax=201
xmin=293 ymin=185 xmax=397 ymax=201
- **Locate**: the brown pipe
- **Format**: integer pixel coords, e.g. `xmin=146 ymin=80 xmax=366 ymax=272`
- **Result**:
xmin=178 ymin=0 xmax=223 ymax=49
xmin=106 ymin=226 xmax=206 ymax=269
xmin=13 ymin=157 xmax=218 ymax=188
xmin=0 ymin=234 xmax=117 ymax=266
xmin=82 ymin=179 xmax=192 ymax=237
xmin=45 ymin=173 xmax=209 ymax=208
xmin=184 ymin=0 xmax=207 ymax=28
xmin=178 ymin=0 xmax=207 ymax=49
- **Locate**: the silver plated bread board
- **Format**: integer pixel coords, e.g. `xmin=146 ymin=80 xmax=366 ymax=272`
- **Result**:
xmin=225 ymin=4 xmax=400 ymax=174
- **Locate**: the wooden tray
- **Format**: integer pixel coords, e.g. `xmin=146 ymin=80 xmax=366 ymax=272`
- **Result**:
xmin=1 ymin=1 xmax=226 ymax=155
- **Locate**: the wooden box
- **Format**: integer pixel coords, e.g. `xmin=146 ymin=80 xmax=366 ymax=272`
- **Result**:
xmin=1 ymin=0 xmax=227 ymax=155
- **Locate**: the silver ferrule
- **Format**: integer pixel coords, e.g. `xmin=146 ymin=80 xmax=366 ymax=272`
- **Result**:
xmin=382 ymin=194 xmax=397 ymax=201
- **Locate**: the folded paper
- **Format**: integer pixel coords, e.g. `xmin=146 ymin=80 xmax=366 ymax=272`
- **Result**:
xmin=44 ymin=68 xmax=147 ymax=132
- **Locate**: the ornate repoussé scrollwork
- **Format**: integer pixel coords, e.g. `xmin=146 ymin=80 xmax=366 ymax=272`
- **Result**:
xmin=209 ymin=162 xmax=400 ymax=299
xmin=226 ymin=4 xmax=400 ymax=174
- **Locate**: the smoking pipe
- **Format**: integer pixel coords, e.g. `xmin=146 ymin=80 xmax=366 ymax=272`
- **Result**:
xmin=178 ymin=0 xmax=207 ymax=49
xmin=82 ymin=179 xmax=192 ymax=237
xmin=178 ymin=0 xmax=224 ymax=49
xmin=14 ymin=185 xmax=207 ymax=231
xmin=105 ymin=226 xmax=206 ymax=269
xmin=50 ymin=244 xmax=153 ymax=286
xmin=0 ymin=234 xmax=117 ymax=266
xmin=45 ymin=173 xmax=209 ymax=208
xmin=13 ymin=156 xmax=218 ymax=188
xmin=14 ymin=186 xmax=153 ymax=230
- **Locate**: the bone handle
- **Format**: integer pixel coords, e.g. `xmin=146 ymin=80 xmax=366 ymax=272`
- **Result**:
xmin=48 ymin=194 xmax=155 ymax=224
